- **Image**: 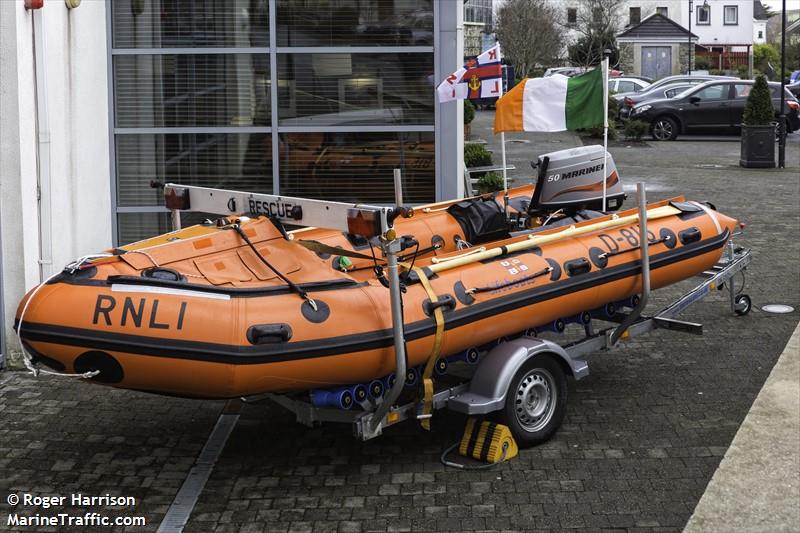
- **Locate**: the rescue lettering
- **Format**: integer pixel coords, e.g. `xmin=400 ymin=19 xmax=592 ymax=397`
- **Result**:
xmin=92 ymin=296 xmax=188 ymax=330
xmin=248 ymin=199 xmax=296 ymax=219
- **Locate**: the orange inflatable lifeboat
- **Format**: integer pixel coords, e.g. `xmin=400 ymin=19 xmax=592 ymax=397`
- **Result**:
xmin=15 ymin=147 xmax=738 ymax=402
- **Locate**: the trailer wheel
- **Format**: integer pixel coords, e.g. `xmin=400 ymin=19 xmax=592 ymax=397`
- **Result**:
xmin=735 ymin=294 xmax=752 ymax=316
xmin=499 ymin=354 xmax=567 ymax=448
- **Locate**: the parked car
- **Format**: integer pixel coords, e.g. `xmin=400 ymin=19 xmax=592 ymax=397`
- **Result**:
xmin=543 ymin=66 xmax=586 ymax=77
xmin=787 ymin=80 xmax=800 ymax=98
xmin=618 ymin=82 xmax=696 ymax=120
xmin=608 ymin=77 xmax=651 ymax=94
xmin=628 ymin=80 xmax=800 ymax=140
xmin=613 ymin=74 xmax=737 ymax=105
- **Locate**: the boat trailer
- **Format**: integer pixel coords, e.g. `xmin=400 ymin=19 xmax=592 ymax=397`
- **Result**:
xmin=163 ymin=181 xmax=752 ymax=444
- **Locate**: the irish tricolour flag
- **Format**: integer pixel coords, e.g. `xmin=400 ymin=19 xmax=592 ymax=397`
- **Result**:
xmin=494 ymin=66 xmax=605 ymax=133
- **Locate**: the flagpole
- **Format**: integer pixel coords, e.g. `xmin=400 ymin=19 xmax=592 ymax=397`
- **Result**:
xmin=602 ymin=51 xmax=610 ymax=212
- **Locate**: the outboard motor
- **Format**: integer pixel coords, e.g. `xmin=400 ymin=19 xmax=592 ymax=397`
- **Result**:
xmin=530 ymin=145 xmax=625 ymax=216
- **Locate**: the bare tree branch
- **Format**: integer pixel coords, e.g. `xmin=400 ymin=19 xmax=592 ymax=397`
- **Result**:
xmin=495 ymin=0 xmax=562 ymax=79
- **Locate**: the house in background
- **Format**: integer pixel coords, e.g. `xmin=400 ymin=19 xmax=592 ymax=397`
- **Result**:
xmin=687 ymin=0 xmax=755 ymax=73
xmin=753 ymin=0 xmax=770 ymax=44
xmin=616 ymin=13 xmax=697 ymax=78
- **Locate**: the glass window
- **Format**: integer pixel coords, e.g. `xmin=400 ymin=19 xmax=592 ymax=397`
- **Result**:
xmin=567 ymin=8 xmax=577 ymax=24
xmin=279 ymin=132 xmax=434 ymax=203
xmin=733 ymin=84 xmax=752 ymax=98
xmin=114 ymin=54 xmax=270 ymax=128
xmin=617 ymin=80 xmax=636 ymax=93
xmin=696 ymin=5 xmax=710 ymax=24
xmin=117 ymin=212 xmax=219 ymax=246
xmin=277 ymin=53 xmax=434 ymax=126
xmin=694 ymin=84 xmax=728 ymax=100
xmin=276 ymin=0 xmax=433 ymax=47
xmin=758 ymin=30 xmax=764 ymax=39
xmin=629 ymin=7 xmax=641 ymax=25
xmin=724 ymin=5 xmax=738 ymax=25
xmin=656 ymin=7 xmax=668 ymax=17
xmin=112 ymin=0 xmax=268 ymax=48
xmin=665 ymin=86 xmax=687 ymax=98
xmin=116 ymin=133 xmax=272 ymax=207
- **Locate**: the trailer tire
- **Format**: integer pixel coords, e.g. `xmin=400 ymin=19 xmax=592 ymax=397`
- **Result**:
xmin=735 ymin=294 xmax=752 ymax=316
xmin=498 ymin=354 xmax=567 ymax=448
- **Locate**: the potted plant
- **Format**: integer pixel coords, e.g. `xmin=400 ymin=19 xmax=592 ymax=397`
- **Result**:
xmin=463 ymin=99 xmax=476 ymax=138
xmin=477 ymin=171 xmax=504 ymax=194
xmin=740 ymin=75 xmax=776 ymax=168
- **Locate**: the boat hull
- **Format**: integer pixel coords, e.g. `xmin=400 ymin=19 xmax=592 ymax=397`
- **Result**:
xmin=16 ymin=193 xmax=737 ymax=398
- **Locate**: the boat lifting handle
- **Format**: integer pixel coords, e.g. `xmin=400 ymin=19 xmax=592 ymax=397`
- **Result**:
xmin=610 ymin=182 xmax=651 ymax=345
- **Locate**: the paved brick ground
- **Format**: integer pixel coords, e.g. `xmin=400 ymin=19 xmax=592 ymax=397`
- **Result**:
xmin=1 ymin=114 xmax=798 ymax=532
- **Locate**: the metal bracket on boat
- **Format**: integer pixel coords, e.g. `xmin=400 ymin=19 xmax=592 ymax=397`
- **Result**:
xmin=366 ymin=236 xmax=408 ymax=437
xmin=162 ymin=183 xmax=399 ymax=238
xmin=610 ymin=183 xmax=651 ymax=346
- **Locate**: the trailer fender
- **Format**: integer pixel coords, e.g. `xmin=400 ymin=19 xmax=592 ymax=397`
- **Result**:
xmin=447 ymin=337 xmax=588 ymax=416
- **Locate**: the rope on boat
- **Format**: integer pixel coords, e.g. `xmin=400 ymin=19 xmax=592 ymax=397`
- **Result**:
xmin=465 ymin=266 xmax=553 ymax=295
xmin=232 ymin=223 xmax=318 ymax=311
xmin=16 ymin=254 xmax=111 ymax=379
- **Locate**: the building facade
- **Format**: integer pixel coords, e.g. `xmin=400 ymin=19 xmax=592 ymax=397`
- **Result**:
xmin=551 ymin=0 xmax=755 ymax=73
xmin=0 ymin=0 xmax=465 ymax=365
xmin=464 ymin=0 xmax=494 ymax=57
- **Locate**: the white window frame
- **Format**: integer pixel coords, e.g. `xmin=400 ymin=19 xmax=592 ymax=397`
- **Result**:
xmin=723 ymin=5 xmax=738 ymax=25
xmin=656 ymin=6 xmax=668 ymax=17
xmin=696 ymin=5 xmax=711 ymax=25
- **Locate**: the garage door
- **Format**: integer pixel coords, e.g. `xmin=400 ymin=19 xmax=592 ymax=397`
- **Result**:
xmin=642 ymin=46 xmax=672 ymax=80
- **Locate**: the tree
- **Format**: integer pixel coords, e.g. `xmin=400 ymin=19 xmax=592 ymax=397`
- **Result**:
xmin=742 ymin=76 xmax=775 ymax=126
xmin=563 ymin=0 xmax=624 ymax=68
xmin=753 ymin=43 xmax=780 ymax=78
xmin=495 ymin=0 xmax=562 ymax=78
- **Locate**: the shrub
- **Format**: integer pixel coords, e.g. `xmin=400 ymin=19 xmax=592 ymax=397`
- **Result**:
xmin=583 ymin=94 xmax=618 ymax=139
xmin=477 ymin=172 xmax=504 ymax=194
xmin=737 ymin=64 xmax=749 ymax=79
xmin=464 ymin=143 xmax=493 ymax=168
xmin=694 ymin=56 xmax=711 ymax=71
xmin=709 ymin=68 xmax=723 ymax=76
xmin=623 ymin=120 xmax=649 ymax=142
xmin=742 ymin=75 xmax=775 ymax=126
xmin=463 ymin=99 xmax=476 ymax=125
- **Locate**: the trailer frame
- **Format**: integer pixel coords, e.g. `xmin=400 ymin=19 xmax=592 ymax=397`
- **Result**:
xmin=227 ymin=183 xmax=751 ymax=442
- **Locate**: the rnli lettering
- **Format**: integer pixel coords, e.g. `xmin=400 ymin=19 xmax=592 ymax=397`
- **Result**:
xmin=92 ymin=295 xmax=188 ymax=330
xmin=248 ymin=198 xmax=295 ymax=219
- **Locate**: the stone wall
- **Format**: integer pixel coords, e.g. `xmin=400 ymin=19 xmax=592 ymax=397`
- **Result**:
xmin=618 ymin=42 xmax=635 ymax=74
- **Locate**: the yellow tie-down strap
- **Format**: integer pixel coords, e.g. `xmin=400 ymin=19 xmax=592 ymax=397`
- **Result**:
xmin=412 ymin=266 xmax=445 ymax=431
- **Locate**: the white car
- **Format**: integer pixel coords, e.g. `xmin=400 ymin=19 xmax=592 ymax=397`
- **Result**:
xmin=608 ymin=77 xmax=651 ymax=94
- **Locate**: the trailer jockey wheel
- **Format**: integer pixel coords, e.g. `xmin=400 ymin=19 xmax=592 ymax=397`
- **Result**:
xmin=498 ymin=354 xmax=567 ymax=448
xmin=735 ymin=294 xmax=752 ymax=316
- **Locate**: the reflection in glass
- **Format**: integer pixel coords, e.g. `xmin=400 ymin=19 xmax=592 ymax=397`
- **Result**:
xmin=112 ymin=0 xmax=269 ymax=48
xmin=118 ymin=212 xmax=220 ymax=246
xmin=279 ymin=132 xmax=434 ymax=203
xmin=116 ymin=133 xmax=272 ymax=207
xmin=115 ymin=54 xmax=270 ymax=128
xmin=277 ymin=0 xmax=433 ymax=46
xmin=277 ymin=53 xmax=434 ymax=125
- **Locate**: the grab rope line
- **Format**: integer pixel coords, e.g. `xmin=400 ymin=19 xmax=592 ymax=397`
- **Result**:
xmin=466 ymin=266 xmax=552 ymax=295
xmin=16 ymin=254 xmax=112 ymax=378
xmin=232 ymin=223 xmax=317 ymax=311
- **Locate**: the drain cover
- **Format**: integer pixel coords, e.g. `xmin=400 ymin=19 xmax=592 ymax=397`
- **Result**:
xmin=761 ymin=304 xmax=795 ymax=314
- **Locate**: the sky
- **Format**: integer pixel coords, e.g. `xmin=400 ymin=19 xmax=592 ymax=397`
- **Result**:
xmin=762 ymin=0 xmax=800 ymax=11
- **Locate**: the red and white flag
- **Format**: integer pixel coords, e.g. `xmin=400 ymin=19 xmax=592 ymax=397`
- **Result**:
xmin=437 ymin=43 xmax=503 ymax=103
